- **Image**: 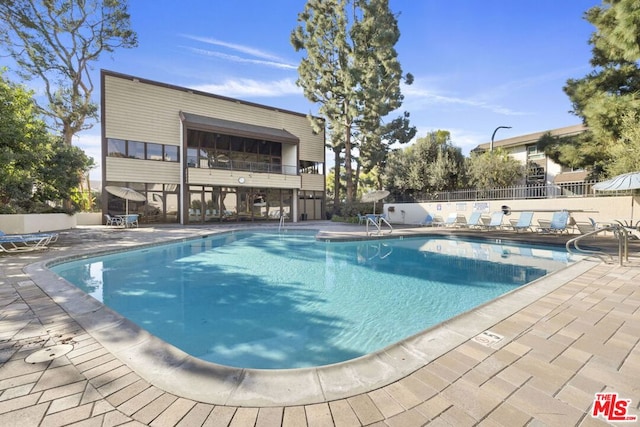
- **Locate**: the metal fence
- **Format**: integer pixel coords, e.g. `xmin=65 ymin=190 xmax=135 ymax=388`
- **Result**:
xmin=393 ymin=180 xmax=632 ymax=203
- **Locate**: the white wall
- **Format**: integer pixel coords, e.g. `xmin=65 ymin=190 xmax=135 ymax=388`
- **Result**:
xmin=384 ymin=196 xmax=637 ymax=227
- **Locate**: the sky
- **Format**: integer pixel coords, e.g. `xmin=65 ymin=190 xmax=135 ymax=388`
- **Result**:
xmin=8 ymin=0 xmax=601 ymax=181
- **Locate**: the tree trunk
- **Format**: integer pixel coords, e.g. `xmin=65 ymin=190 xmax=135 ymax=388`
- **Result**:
xmin=344 ymin=119 xmax=354 ymax=203
xmin=333 ymin=147 xmax=341 ymax=211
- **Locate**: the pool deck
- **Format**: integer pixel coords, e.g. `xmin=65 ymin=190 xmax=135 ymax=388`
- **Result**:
xmin=1 ymin=221 xmax=639 ymax=426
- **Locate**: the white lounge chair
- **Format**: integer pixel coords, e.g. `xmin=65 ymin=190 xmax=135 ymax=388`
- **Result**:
xmin=484 ymin=212 xmax=504 ymax=230
xmin=512 ymin=212 xmax=534 ymax=232
xmin=0 ymin=232 xmax=52 ymax=252
xmin=444 ymin=213 xmax=467 ymax=227
xmin=550 ymin=211 xmax=570 ymax=233
xmin=466 ymin=212 xmax=486 ymax=229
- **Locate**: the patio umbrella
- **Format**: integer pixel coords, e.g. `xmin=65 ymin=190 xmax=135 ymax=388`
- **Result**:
xmin=105 ymin=186 xmax=146 ymax=216
xmin=593 ymin=171 xmax=640 ymax=225
xmin=361 ymin=190 xmax=390 ymax=214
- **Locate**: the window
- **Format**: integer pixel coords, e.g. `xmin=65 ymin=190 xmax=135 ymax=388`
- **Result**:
xmin=147 ymin=143 xmax=163 ymax=161
xmin=526 ymin=145 xmax=545 ymax=160
xmin=107 ymin=139 xmax=126 ymax=157
xmin=107 ymin=139 xmax=179 ymax=163
xmin=164 ymin=146 xmax=179 ymax=162
xmin=299 ymin=161 xmax=324 ymax=174
xmin=129 ymin=141 xmax=145 ymax=159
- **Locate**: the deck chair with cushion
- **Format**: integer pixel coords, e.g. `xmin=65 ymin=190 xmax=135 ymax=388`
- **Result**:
xmin=512 ymin=212 xmax=534 ymax=232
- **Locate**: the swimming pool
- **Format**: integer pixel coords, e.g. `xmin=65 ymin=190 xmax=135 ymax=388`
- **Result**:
xmin=51 ymin=230 xmax=576 ymax=369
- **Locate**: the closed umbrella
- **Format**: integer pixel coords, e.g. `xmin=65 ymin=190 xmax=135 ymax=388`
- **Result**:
xmin=593 ymin=171 xmax=640 ymax=225
xmin=361 ymin=190 xmax=390 ymax=215
xmin=105 ymin=186 xmax=146 ymax=216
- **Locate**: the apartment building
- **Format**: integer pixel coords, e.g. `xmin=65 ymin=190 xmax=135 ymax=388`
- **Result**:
xmin=472 ymin=123 xmax=589 ymax=187
xmin=101 ymin=70 xmax=325 ymax=224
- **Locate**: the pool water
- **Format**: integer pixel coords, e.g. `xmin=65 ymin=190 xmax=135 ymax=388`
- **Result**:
xmin=51 ymin=231 xmax=576 ymax=369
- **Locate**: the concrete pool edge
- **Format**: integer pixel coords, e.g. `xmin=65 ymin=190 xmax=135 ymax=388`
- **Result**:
xmin=24 ymin=234 xmax=601 ymax=407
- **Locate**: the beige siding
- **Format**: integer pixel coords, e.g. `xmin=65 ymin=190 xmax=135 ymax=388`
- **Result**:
xmin=105 ymin=158 xmax=181 ymax=183
xmin=301 ymin=174 xmax=325 ymax=191
xmin=104 ymin=75 xmax=325 ymax=164
xmin=188 ymin=168 xmax=301 ymax=189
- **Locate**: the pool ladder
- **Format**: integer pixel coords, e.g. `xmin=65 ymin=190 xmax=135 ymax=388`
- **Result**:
xmin=278 ymin=215 xmax=285 ymax=232
xmin=366 ymin=215 xmax=393 ymax=236
xmin=566 ymin=224 xmax=630 ymax=266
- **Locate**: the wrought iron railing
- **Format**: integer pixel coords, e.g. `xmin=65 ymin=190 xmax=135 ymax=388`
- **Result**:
xmin=392 ymin=180 xmax=634 ymax=203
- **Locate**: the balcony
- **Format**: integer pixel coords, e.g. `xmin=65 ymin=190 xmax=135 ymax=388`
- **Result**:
xmin=188 ymin=158 xmax=298 ymax=176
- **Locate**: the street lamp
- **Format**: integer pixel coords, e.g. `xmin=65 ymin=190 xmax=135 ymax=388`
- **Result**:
xmin=490 ymin=126 xmax=512 ymax=151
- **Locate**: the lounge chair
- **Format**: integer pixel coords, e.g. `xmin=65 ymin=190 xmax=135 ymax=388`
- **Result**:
xmin=444 ymin=213 xmax=467 ymax=227
xmin=432 ymin=215 xmax=445 ymax=227
xmin=512 ymin=212 xmax=534 ymax=232
xmin=539 ymin=211 xmax=570 ymax=234
xmin=484 ymin=212 xmax=504 ymax=230
xmin=419 ymin=213 xmax=435 ymax=226
xmin=575 ymin=221 xmax=597 ymax=238
xmin=466 ymin=212 xmax=483 ymax=228
xmin=0 ymin=232 xmax=52 ymax=252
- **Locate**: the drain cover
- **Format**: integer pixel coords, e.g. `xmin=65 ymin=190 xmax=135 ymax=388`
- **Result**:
xmin=25 ymin=344 xmax=74 ymax=364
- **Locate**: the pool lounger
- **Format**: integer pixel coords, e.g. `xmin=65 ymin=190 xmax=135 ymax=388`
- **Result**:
xmin=0 ymin=232 xmax=56 ymax=252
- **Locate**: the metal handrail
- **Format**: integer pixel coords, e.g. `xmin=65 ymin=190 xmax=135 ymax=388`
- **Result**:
xmin=565 ymin=225 xmax=628 ymax=265
xmin=365 ymin=215 xmax=393 ymax=236
xmin=278 ymin=215 xmax=285 ymax=232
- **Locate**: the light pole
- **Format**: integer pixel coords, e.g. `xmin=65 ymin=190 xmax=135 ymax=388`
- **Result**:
xmin=490 ymin=126 xmax=512 ymax=151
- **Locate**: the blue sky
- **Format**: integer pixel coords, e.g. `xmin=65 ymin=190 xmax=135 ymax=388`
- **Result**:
xmin=15 ymin=1 xmax=601 ymax=181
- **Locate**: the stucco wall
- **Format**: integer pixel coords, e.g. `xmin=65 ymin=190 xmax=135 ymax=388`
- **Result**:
xmin=383 ymin=195 xmax=637 ymax=228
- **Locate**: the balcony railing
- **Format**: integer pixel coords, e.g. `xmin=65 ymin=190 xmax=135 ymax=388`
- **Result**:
xmin=188 ymin=159 xmax=298 ymax=176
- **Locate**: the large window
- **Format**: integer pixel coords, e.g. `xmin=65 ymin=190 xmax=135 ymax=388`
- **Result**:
xmin=105 ymin=182 xmax=179 ymax=224
xmin=186 ymin=130 xmax=287 ymax=174
xmin=187 ymin=185 xmax=291 ymax=223
xmin=107 ymin=138 xmax=180 ymax=163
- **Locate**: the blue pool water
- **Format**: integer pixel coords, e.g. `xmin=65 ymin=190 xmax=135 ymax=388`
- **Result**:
xmin=51 ymin=231 xmax=576 ymax=369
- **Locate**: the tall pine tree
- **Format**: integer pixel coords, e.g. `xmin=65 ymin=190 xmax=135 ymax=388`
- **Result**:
xmin=291 ymin=0 xmax=411 ymax=205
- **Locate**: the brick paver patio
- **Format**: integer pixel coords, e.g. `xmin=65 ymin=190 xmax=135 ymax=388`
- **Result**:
xmin=0 ymin=224 xmax=638 ymax=426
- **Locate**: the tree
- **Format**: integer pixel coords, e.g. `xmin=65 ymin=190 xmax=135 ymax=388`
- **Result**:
xmin=0 ymin=71 xmax=93 ymax=212
xmin=0 ymin=0 xmax=137 ymax=144
xmin=291 ymin=0 xmax=411 ymax=204
xmin=359 ymin=111 xmax=416 ymax=190
xmin=466 ymin=149 xmax=524 ymax=190
xmin=383 ymin=130 xmax=464 ymax=200
xmin=561 ymin=0 xmax=640 ymax=176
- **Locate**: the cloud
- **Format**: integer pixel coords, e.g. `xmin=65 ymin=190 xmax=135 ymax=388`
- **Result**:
xmin=181 ymin=34 xmax=297 ymax=70
xmin=402 ymin=84 xmax=527 ymax=116
xmin=185 ymin=46 xmax=297 ymax=70
xmin=189 ymin=78 xmax=301 ymax=98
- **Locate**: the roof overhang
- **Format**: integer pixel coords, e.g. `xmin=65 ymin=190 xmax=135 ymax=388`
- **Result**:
xmin=180 ymin=112 xmax=299 ymax=145
xmin=554 ymin=171 xmax=589 ymax=183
